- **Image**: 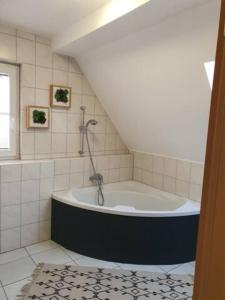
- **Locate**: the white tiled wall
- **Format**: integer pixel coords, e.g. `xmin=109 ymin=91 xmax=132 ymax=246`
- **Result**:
xmin=133 ymin=151 xmax=204 ymax=202
xmin=0 ymin=154 xmax=133 ymax=253
xmin=0 ymin=23 xmax=128 ymax=159
xmin=0 ymin=22 xmax=203 ymax=255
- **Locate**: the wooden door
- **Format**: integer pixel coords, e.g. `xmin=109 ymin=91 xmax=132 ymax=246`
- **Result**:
xmin=193 ymin=1 xmax=225 ymax=299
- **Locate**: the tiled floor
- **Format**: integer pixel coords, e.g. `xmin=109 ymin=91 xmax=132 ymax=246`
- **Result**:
xmin=0 ymin=240 xmax=195 ymax=300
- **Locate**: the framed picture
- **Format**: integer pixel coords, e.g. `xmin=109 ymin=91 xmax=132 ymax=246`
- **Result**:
xmin=27 ymin=106 xmax=49 ymax=128
xmin=50 ymin=85 xmax=71 ymax=108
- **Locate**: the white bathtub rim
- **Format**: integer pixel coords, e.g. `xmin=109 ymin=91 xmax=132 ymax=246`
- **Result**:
xmin=52 ymin=181 xmax=200 ymax=217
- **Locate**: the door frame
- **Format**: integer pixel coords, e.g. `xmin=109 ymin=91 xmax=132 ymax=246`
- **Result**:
xmin=193 ymin=0 xmax=225 ymax=299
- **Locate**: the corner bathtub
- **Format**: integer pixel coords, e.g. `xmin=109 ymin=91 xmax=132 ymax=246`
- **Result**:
xmin=51 ymin=181 xmax=200 ymax=265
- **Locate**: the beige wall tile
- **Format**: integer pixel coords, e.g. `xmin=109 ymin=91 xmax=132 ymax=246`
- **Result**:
xmin=164 ymin=158 xmax=177 ymax=177
xmin=133 ymin=168 xmax=143 ymax=182
xmin=82 ymin=78 xmax=95 ymax=96
xmin=21 ymin=223 xmax=39 ymax=247
xmin=69 ymin=57 xmax=81 ymax=74
xmin=71 ymin=94 xmax=82 ymax=114
xmin=21 ymin=132 xmax=35 ymax=155
xmin=36 ymin=43 xmax=52 ymax=68
xmin=190 ymin=163 xmax=204 ymax=185
xmin=143 ymin=154 xmax=153 ymax=172
xmin=134 ymin=153 xmax=143 ymax=168
xmin=53 ymin=54 xmax=69 ymax=71
xmin=67 ymin=133 xmax=80 ymax=153
xmin=1 ymin=228 xmax=20 ymax=252
xmin=153 ymin=155 xmax=164 ymax=174
xmin=21 ymin=87 xmax=35 ymax=109
xmin=175 ymin=179 xmax=190 ymax=198
xmin=54 ymin=174 xmax=69 ymax=191
xmin=52 ymin=112 xmax=68 ymax=133
xmin=35 ymin=89 xmax=49 ymax=107
xmin=152 ymin=173 xmax=163 ymax=189
xmin=21 ymin=64 xmax=36 ymax=88
xmin=1 ymin=165 xmax=21 ymax=183
xmin=120 ymin=168 xmax=130 ymax=181
xmin=142 ymin=170 xmax=153 ymax=186
xmin=52 ymin=133 xmax=67 ymax=154
xmin=67 ymin=114 xmax=81 ymax=133
xmin=95 ymin=99 xmax=106 ymax=116
xmin=17 ymin=38 xmax=35 ymax=64
xmin=53 ymin=69 xmax=68 ymax=85
xmin=94 ymin=134 xmax=105 ymax=152
xmin=0 ymin=33 xmax=16 ymax=61
xmin=83 ymin=95 xmax=95 ymax=114
xmin=36 ymin=66 xmax=52 ymax=89
xmin=35 ymin=132 xmax=51 ymax=154
xmin=163 ymin=176 xmax=176 ymax=194
xmin=177 ymin=160 xmax=191 ymax=181
xmin=108 ymin=168 xmax=120 ymax=183
xmin=190 ymin=183 xmax=202 ymax=202
xmin=69 ymin=73 xmax=82 ymax=93
xmin=55 ymin=159 xmax=70 ymax=175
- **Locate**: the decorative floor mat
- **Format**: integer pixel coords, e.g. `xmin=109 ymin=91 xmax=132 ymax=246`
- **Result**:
xmin=19 ymin=263 xmax=193 ymax=299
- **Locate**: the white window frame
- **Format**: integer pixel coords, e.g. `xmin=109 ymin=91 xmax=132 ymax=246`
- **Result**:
xmin=0 ymin=62 xmax=19 ymax=159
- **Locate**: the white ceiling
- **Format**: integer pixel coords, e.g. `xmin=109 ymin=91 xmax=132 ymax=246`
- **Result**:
xmin=0 ymin=0 xmax=110 ymax=36
xmin=54 ymin=0 xmax=213 ymax=55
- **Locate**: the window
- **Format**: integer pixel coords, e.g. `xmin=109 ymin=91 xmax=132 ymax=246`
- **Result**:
xmin=204 ymin=61 xmax=215 ymax=90
xmin=0 ymin=63 xmax=19 ymax=158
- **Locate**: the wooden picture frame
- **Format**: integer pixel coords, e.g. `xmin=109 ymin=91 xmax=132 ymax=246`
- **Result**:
xmin=50 ymin=84 xmax=71 ymax=108
xmin=27 ymin=105 xmax=49 ymax=129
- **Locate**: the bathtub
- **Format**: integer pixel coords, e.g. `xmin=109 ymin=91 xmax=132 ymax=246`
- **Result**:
xmin=51 ymin=181 xmax=200 ymax=265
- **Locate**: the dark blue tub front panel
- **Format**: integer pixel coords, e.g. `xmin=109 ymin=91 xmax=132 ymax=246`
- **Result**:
xmin=51 ymin=199 xmax=199 ymax=265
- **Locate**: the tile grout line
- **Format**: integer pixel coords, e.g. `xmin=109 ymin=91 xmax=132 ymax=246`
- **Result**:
xmin=24 ymin=247 xmax=37 ymax=266
xmin=0 ymin=279 xmax=8 ymax=300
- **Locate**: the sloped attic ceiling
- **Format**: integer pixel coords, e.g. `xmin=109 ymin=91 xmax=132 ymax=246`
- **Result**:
xmin=55 ymin=0 xmax=220 ymax=163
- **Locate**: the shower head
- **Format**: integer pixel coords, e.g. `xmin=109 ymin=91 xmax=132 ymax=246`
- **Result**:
xmin=85 ymin=119 xmax=98 ymax=127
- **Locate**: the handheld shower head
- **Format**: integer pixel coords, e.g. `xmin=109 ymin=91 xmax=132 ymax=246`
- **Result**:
xmin=86 ymin=119 xmax=98 ymax=127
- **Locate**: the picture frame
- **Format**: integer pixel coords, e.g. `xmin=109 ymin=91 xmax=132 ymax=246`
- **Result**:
xmin=50 ymin=85 xmax=72 ymax=108
xmin=27 ymin=106 xmax=49 ymax=129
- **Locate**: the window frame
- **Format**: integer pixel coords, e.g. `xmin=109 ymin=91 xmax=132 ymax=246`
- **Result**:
xmin=0 ymin=62 xmax=19 ymax=159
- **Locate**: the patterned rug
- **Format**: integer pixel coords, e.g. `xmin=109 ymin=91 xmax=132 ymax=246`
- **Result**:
xmin=18 ymin=263 xmax=193 ymax=299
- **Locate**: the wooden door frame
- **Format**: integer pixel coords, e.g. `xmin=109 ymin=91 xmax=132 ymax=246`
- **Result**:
xmin=193 ymin=0 xmax=225 ymax=299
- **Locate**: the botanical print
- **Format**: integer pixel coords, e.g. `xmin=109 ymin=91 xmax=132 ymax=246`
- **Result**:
xmin=50 ymin=85 xmax=71 ymax=108
xmin=27 ymin=106 xmax=49 ymax=128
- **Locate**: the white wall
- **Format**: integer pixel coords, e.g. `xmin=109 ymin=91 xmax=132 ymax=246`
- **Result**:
xmin=76 ymin=1 xmax=220 ymax=163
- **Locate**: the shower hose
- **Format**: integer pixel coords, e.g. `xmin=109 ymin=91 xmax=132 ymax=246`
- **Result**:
xmin=85 ymin=129 xmax=105 ymax=206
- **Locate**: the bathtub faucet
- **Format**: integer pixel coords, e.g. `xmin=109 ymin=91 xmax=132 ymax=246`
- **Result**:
xmin=89 ymin=173 xmax=103 ymax=185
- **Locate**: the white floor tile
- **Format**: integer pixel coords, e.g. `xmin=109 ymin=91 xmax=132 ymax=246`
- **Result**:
xmin=117 ymin=263 xmax=165 ymax=273
xmin=160 ymin=264 xmax=180 ymax=273
xmin=31 ymin=248 xmax=71 ymax=265
xmin=0 ymin=287 xmax=7 ymax=300
xmin=26 ymin=240 xmax=58 ymax=255
xmin=75 ymin=256 xmax=118 ymax=269
xmin=0 ymin=257 xmax=35 ymax=286
xmin=4 ymin=277 xmax=31 ymax=300
xmin=168 ymin=262 xmax=195 ymax=275
xmin=0 ymin=248 xmax=28 ymax=265
xmin=190 ymin=261 xmax=196 ymax=268
xmin=60 ymin=247 xmax=83 ymax=261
